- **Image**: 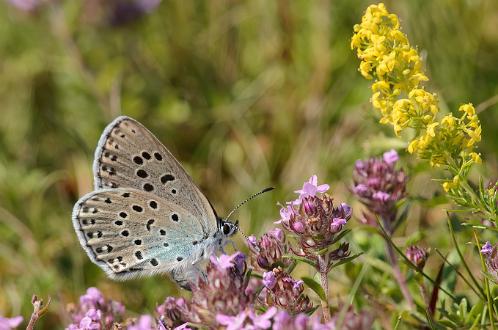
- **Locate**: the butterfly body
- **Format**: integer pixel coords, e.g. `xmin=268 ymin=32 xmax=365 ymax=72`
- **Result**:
xmin=72 ymin=116 xmax=237 ymax=288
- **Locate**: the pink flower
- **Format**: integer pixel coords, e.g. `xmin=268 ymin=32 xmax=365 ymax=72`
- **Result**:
xmin=250 ymin=307 xmax=277 ymax=329
xmin=330 ymin=218 xmax=347 ymax=233
xmin=263 ymin=271 xmax=277 ymax=289
xmin=277 ymin=205 xmax=295 ymax=224
xmin=383 ymin=149 xmax=399 ymax=165
xmin=210 ymin=253 xmax=241 ymax=270
xmin=269 ymin=228 xmax=284 ymax=241
xmin=0 ymin=316 xmax=23 ymax=330
xmin=80 ymin=287 xmax=105 ymax=307
xmin=8 ymin=0 xmax=39 ymax=11
xmin=216 ymin=311 xmax=248 ymax=330
xmin=291 ymin=221 xmax=305 ymax=233
xmin=128 ymin=315 xmax=153 ymax=330
xmin=294 ymin=175 xmax=330 ymax=203
xmin=372 ymin=191 xmax=390 ymax=202
xmin=247 ymin=236 xmax=257 ymax=246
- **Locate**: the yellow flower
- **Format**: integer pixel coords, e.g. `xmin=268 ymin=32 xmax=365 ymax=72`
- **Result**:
xmin=442 ymin=176 xmax=460 ymax=192
xmin=352 ymin=3 xmax=483 ymax=193
xmin=469 ymin=152 xmax=482 ymax=164
xmin=460 ymin=103 xmax=475 ymax=117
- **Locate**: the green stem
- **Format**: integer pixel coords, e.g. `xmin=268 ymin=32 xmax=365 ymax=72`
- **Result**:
xmin=472 ymin=229 xmax=496 ymax=330
xmin=317 ymin=255 xmax=331 ymax=322
xmin=382 ymin=218 xmax=415 ymax=309
xmin=375 ymin=221 xmax=458 ymax=301
xmin=447 ymin=217 xmax=485 ymax=298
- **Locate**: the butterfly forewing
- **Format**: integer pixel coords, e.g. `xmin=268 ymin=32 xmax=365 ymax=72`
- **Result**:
xmin=72 ymin=188 xmax=208 ymax=280
xmin=93 ymin=116 xmax=217 ymax=235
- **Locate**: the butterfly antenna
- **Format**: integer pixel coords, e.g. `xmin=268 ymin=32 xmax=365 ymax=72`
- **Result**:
xmin=225 ymin=187 xmax=274 ymax=221
xmin=233 ymin=220 xmax=251 ymax=241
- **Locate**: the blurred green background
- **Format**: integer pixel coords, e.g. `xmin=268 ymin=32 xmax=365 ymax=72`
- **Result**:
xmin=0 ymin=0 xmax=497 ymax=328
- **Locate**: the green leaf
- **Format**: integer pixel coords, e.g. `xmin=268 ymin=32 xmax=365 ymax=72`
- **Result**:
xmin=283 ymin=254 xmax=316 ymax=268
xmin=301 ymin=276 xmax=327 ymax=301
xmin=330 ymin=252 xmax=363 ymax=270
xmin=330 ymin=228 xmax=352 ymax=245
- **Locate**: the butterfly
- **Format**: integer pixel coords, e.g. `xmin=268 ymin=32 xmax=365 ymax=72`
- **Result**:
xmin=72 ymin=116 xmax=239 ymax=289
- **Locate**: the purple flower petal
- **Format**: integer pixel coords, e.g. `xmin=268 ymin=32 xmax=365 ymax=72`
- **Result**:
xmin=262 ymin=271 xmax=277 ymax=289
xmin=0 ymin=316 xmax=23 ymax=329
xmin=216 ymin=311 xmax=248 ymax=330
xmin=292 ymin=280 xmax=304 ymax=293
xmin=269 ymin=228 xmax=284 ymax=241
xmin=128 ymin=315 xmax=154 ymax=330
xmin=250 ymin=307 xmax=277 ymax=329
xmin=383 ymin=149 xmax=399 ymax=165
xmin=330 ymin=218 xmax=347 ymax=232
xmin=372 ymin=191 xmax=390 ymax=202
xmin=294 ymin=175 xmax=329 ymax=201
xmin=481 ymin=241 xmax=493 ymax=256
xmin=291 ymin=221 xmax=305 ymax=233
xmin=247 ymin=236 xmax=257 ymax=246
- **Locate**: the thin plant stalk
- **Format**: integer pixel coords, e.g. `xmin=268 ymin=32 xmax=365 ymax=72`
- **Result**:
xmin=447 ymin=217 xmax=484 ymax=297
xmin=317 ymin=254 xmax=331 ymax=322
xmin=385 ymin=241 xmax=415 ymax=309
xmin=472 ymin=229 xmax=496 ymax=330
xmin=434 ymin=248 xmax=484 ymax=299
xmin=383 ymin=218 xmax=415 ymax=310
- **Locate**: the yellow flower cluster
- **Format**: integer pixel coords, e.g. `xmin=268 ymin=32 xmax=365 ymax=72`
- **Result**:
xmin=351 ymin=3 xmax=482 ymax=192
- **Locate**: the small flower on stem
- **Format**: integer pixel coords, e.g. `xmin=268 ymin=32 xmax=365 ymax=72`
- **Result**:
xmin=352 ymin=150 xmax=407 ymax=228
xmin=189 ymin=252 xmax=251 ymax=325
xmin=156 ymin=297 xmax=190 ymax=329
xmin=277 ymin=175 xmax=353 ymax=321
xmin=406 ymin=246 xmax=428 ymax=270
xmin=247 ymin=228 xmax=292 ymax=271
xmin=66 ymin=287 xmax=125 ymax=330
xmin=261 ymin=268 xmax=314 ymax=314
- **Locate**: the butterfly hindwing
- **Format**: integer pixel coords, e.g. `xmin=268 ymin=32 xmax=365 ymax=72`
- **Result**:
xmin=93 ymin=116 xmax=217 ymax=235
xmin=72 ymin=188 xmax=208 ymax=280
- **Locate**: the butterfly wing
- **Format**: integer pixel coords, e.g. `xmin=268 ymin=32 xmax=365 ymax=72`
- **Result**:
xmin=72 ymin=188 xmax=209 ymax=280
xmin=93 ymin=116 xmax=218 ymax=235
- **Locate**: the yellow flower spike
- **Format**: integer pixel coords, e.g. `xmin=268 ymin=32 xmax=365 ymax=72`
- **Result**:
xmin=352 ymin=2 xmax=483 ymax=183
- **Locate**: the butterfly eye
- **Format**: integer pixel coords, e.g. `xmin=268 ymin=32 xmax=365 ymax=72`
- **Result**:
xmin=222 ymin=223 xmax=231 ymax=236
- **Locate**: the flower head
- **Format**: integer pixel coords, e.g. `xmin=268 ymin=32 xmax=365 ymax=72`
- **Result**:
xmin=278 ymin=176 xmax=352 ymax=270
xmin=156 ymin=297 xmax=190 ymax=329
xmin=352 ymin=152 xmax=407 ymax=225
xmin=66 ymin=287 xmax=124 ymax=330
xmin=247 ymin=228 xmax=292 ymax=271
xmin=190 ymin=252 xmax=251 ymax=325
xmin=261 ymin=268 xmax=314 ymax=314
xmin=406 ymin=246 xmax=428 ymax=270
